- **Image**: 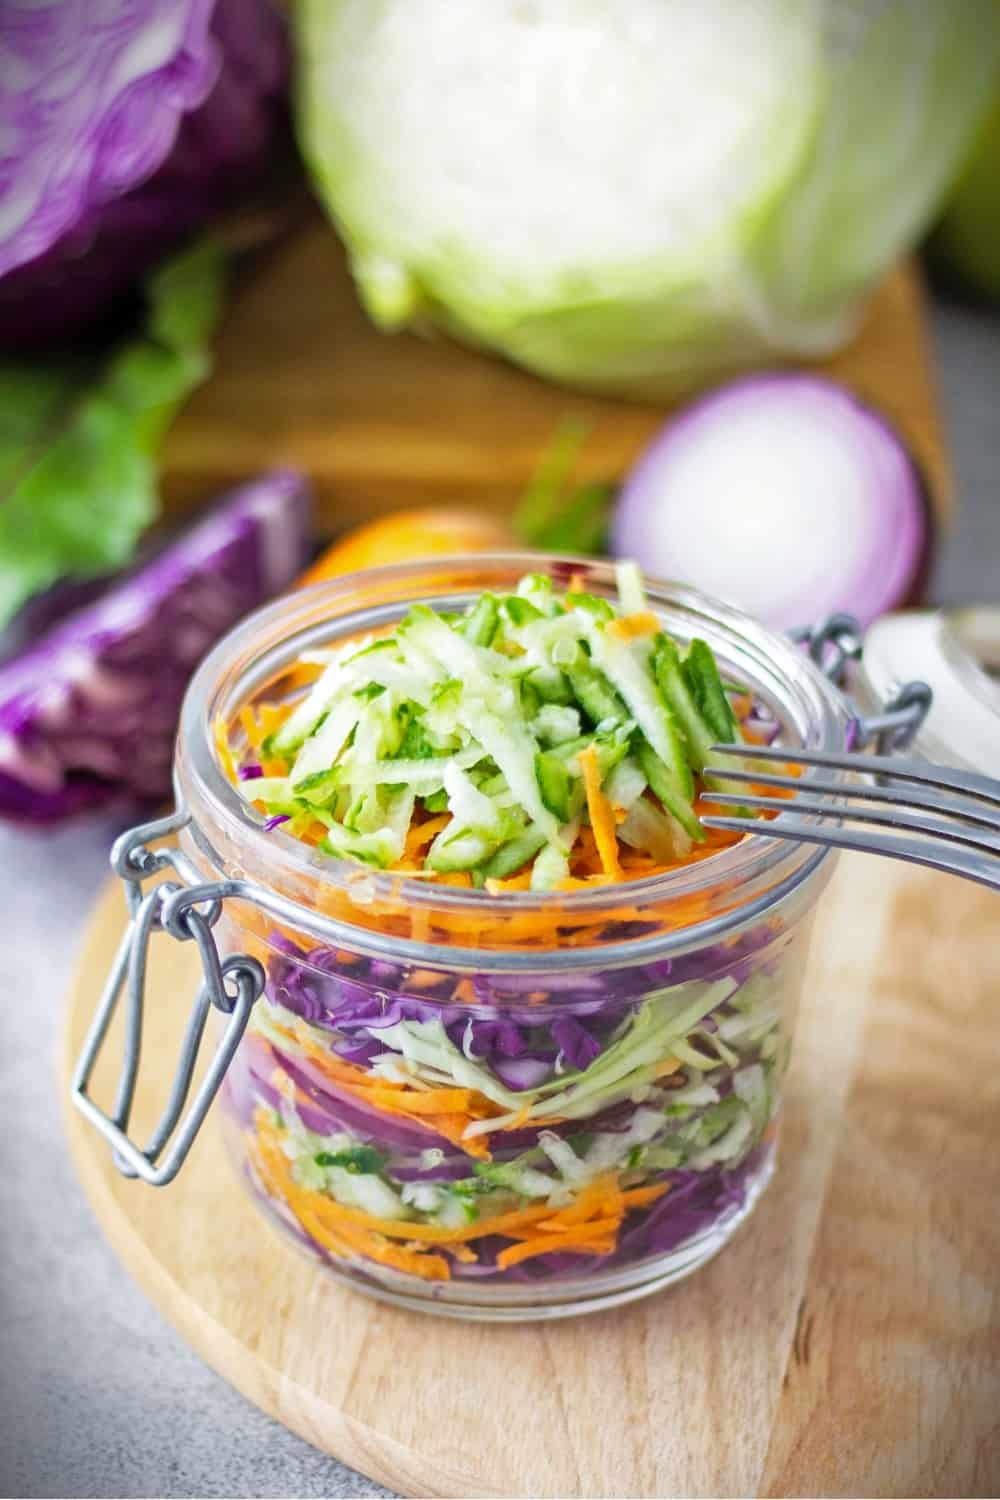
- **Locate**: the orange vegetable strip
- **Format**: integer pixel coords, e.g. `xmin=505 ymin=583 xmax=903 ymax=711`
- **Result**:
xmin=212 ymin=715 xmax=237 ymax=784
xmin=410 ymin=968 xmax=445 ymax=989
xmin=578 ymin=745 xmax=623 ymax=881
xmin=604 ymin=611 xmax=660 ymax=642
xmin=618 ymin=1182 xmax=671 ymax=1210
xmin=257 ymin=701 xmax=294 ymax=737
xmin=361 ymin=1087 xmax=479 ymax=1115
xmin=294 ymin=1042 xmax=487 ymax=1116
xmin=404 ymin=814 xmax=450 ymax=857
xmin=537 ymin=1180 xmax=668 ymax=1233
xmin=409 ymin=907 xmax=430 ymax=945
xmin=447 ymin=1244 xmax=479 ymax=1264
xmin=535 ymin=1176 xmax=622 ymax=1228
xmin=239 ymin=705 xmax=265 ymax=754
xmin=495 ymin=1232 xmax=617 ymax=1269
xmin=296 ymin=819 xmax=330 ymax=847
xmin=260 ymin=757 xmax=290 ymax=778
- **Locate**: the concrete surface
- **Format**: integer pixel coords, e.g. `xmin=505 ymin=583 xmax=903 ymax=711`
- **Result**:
xmin=0 ymin=292 xmax=997 ymax=1500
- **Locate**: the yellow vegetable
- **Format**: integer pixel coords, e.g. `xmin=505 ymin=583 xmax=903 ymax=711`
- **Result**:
xmin=298 ymin=507 xmax=513 ymax=587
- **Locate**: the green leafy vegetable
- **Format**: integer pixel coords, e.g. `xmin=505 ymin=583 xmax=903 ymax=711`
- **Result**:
xmin=0 ymin=238 xmax=225 ymax=626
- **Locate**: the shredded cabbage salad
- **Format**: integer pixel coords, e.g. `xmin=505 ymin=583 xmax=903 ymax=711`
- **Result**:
xmin=216 ymin=567 xmax=791 ymax=1297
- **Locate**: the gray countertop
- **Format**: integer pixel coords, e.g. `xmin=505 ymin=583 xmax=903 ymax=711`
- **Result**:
xmin=1 ymin=291 xmax=997 ymax=1500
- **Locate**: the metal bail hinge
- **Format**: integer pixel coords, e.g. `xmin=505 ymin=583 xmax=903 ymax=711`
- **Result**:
xmin=855 ymin=678 xmax=933 ymax=756
xmin=790 ymin=612 xmax=865 ymax=685
xmin=70 ymin=809 xmax=265 ymax=1186
xmin=792 ymin=614 xmax=932 ymax=755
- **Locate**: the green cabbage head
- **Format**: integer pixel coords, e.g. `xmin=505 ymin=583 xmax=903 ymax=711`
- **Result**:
xmin=295 ymin=0 xmax=999 ymax=399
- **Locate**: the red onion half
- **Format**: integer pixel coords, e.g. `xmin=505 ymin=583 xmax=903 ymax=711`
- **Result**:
xmin=611 ymin=374 xmax=931 ymax=630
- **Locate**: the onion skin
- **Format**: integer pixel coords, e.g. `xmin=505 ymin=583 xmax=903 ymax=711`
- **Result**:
xmin=610 ymin=373 xmax=933 ymax=632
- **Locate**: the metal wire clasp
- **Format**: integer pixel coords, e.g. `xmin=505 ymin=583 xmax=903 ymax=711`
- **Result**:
xmin=70 ymin=808 xmax=265 ymax=1186
xmin=793 ymin=612 xmax=932 ymax=755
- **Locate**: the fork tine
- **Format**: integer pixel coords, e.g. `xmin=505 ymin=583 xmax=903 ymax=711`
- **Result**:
xmin=701 ymin=791 xmax=1000 ymax=857
xmin=709 ymin=743 xmax=1000 ymax=809
xmin=701 ymin=766 xmax=1000 ymax=831
xmin=700 ymin=815 xmax=1000 ymax=894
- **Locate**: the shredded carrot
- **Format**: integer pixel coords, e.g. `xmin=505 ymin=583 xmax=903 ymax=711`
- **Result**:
xmin=447 ymin=1243 xmax=479 ymax=1264
xmin=484 ymin=870 xmax=533 ymax=894
xmin=616 ymin=1182 xmax=671 ymax=1211
xmin=212 ymin=715 xmax=237 ymax=784
xmin=364 ymin=1087 xmax=479 ymax=1115
xmin=296 ymin=819 xmax=330 ymax=847
xmin=604 ymin=610 xmax=660 ymax=642
xmin=578 ymin=746 xmax=623 ymax=881
xmin=536 ymin=1176 xmax=622 ymax=1228
xmin=283 ymin=662 xmax=324 ymax=692
xmin=257 ymin=701 xmax=294 ymax=737
xmin=409 ymin=907 xmax=430 ymax=945
xmin=495 ymin=1230 xmax=617 ymax=1269
xmin=453 ymin=978 xmax=476 ymax=1003
xmin=410 ymin=968 xmax=445 ymax=989
xmin=404 ymin=813 xmax=450 ymax=858
xmin=239 ymin=705 xmax=265 ymax=755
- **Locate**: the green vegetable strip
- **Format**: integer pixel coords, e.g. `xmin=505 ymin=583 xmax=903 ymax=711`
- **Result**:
xmin=565 ymin=658 xmax=627 ymax=727
xmin=682 ymin=639 xmax=740 ymax=743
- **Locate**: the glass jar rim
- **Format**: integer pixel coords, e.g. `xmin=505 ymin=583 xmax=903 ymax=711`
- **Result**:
xmin=175 ymin=554 xmax=847 ymax=970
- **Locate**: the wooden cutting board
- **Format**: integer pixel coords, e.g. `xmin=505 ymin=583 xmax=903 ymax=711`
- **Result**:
xmin=62 ymin=853 xmax=1000 ymax=1498
xmin=160 ymin=216 xmax=951 ymax=532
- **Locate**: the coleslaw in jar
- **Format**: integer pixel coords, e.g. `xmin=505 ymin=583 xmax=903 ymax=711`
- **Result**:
xmin=78 ymin=557 xmax=854 ymax=1319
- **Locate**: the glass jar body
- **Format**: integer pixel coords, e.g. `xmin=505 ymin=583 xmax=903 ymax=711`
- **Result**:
xmin=171 ymin=556 xmax=849 ymax=1319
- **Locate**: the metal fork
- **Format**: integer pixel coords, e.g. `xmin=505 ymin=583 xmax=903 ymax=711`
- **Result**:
xmin=700 ymin=744 xmax=1000 ymax=893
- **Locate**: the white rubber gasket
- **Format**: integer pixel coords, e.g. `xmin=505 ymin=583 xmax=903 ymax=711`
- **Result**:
xmin=858 ymin=607 xmax=1000 ymax=774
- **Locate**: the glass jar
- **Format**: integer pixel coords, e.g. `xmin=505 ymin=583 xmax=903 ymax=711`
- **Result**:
xmin=75 ymin=557 xmax=858 ymax=1321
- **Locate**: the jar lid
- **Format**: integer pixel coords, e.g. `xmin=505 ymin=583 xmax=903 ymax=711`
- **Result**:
xmin=859 ymin=606 xmax=1000 ymax=774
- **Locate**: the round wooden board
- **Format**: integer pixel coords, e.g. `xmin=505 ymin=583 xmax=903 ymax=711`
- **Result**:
xmin=62 ymin=856 xmax=1000 ymax=1499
